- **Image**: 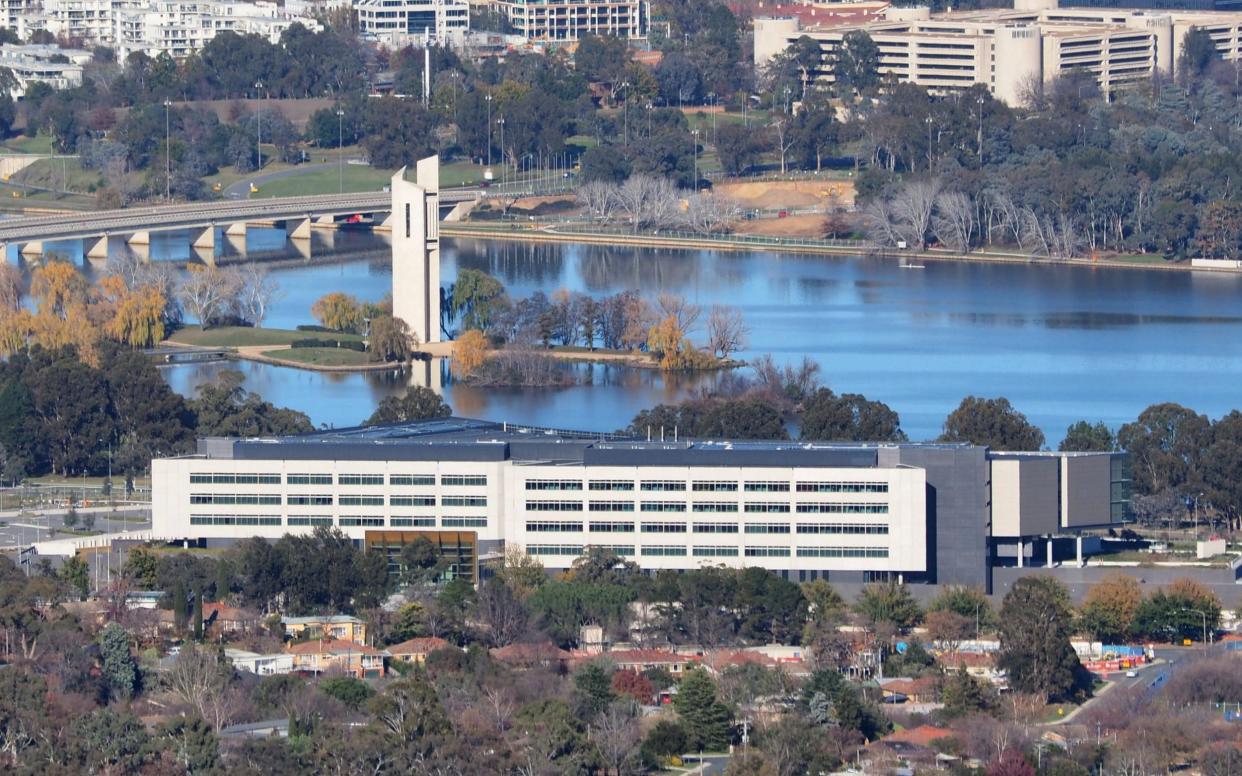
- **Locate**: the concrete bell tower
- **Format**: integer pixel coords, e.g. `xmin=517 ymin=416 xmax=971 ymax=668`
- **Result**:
xmin=391 ymin=156 xmax=441 ymax=344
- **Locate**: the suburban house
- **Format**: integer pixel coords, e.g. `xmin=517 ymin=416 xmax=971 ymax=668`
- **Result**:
xmin=602 ymin=649 xmax=700 ymax=677
xmin=878 ymin=676 xmax=940 ymax=704
xmin=490 ymin=642 xmax=573 ymax=670
xmin=287 ymin=638 xmax=388 ymax=678
xmin=387 ymin=636 xmax=453 ymax=664
xmin=225 ymin=648 xmax=294 ymax=675
xmin=280 ymin=615 xmax=367 ymax=645
xmin=202 ymin=603 xmax=261 ymax=635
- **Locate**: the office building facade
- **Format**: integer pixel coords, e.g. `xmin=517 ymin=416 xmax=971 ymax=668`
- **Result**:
xmin=484 ymin=0 xmax=648 ymax=41
xmin=151 ymin=418 xmax=1127 ymax=590
xmin=754 ymin=0 xmax=1242 ymax=105
xmin=355 ymin=0 xmax=470 ymax=46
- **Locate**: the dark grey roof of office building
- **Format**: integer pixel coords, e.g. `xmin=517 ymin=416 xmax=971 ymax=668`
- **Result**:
xmin=203 ymin=417 xmax=980 ymax=467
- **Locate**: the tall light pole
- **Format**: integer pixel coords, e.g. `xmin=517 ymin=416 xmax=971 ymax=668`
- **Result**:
xmin=254 ymin=80 xmax=264 ymax=171
xmin=691 ymin=128 xmax=699 ymax=189
xmin=485 ymin=93 xmax=493 ymax=167
xmin=1183 ymin=608 xmax=1210 ymax=648
xmin=976 ymin=94 xmax=985 ymax=162
xmin=619 ymin=81 xmax=629 ymax=146
xmin=925 ymin=114 xmax=934 ymax=172
xmin=164 ymin=98 xmax=172 ymax=201
xmin=336 ymin=107 xmax=345 ymax=194
xmin=497 ymin=116 xmax=506 ymax=186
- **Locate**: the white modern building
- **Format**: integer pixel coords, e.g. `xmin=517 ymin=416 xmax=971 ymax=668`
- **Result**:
xmin=18 ymin=0 xmax=319 ymax=62
xmin=150 ymin=418 xmax=1127 ymax=590
xmin=0 ymin=43 xmax=90 ymax=97
xmin=355 ymin=0 xmax=470 ymax=47
xmin=754 ymin=0 xmax=1242 ymax=105
xmin=483 ymin=0 xmax=648 ymax=41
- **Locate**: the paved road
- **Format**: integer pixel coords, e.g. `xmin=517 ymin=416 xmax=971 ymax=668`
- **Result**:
xmin=0 ymin=505 xmax=150 ymax=550
xmin=222 ymin=160 xmax=358 ymax=200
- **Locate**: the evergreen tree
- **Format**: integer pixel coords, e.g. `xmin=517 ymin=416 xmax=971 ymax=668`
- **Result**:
xmin=997 ymin=577 xmax=1085 ymax=702
xmin=572 ymin=662 xmax=616 ymax=718
xmin=98 ymin=622 xmax=139 ymax=701
xmin=672 ymin=668 xmax=732 ymax=752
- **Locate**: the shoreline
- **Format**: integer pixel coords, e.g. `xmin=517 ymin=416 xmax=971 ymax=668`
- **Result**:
xmin=441 ymin=224 xmax=1224 ymax=275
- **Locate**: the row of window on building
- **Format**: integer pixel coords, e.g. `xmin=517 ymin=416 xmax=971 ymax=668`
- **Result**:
xmin=187 ymin=515 xmax=487 ymax=528
xmin=525 ymin=545 xmax=891 ymax=559
xmin=189 ymin=494 xmax=487 ymax=507
xmin=525 ymin=500 xmax=889 ymax=513
xmin=525 ymin=521 xmax=891 ymax=535
xmin=189 ymin=473 xmax=487 ymax=487
xmin=525 ymin=479 xmax=890 ymax=493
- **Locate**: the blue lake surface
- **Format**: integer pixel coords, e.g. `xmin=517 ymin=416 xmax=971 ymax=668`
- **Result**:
xmin=145 ymin=234 xmax=1242 ymax=442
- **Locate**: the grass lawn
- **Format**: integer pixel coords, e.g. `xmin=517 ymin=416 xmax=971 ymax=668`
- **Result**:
xmin=2 ymin=135 xmax=55 ymax=154
xmin=255 ymin=164 xmax=391 ymax=197
xmin=168 ymin=326 xmax=363 ymax=347
xmin=26 ymin=475 xmax=151 ymax=488
xmin=261 ymin=346 xmax=373 ymax=366
xmin=1106 ymin=253 xmax=1172 ymax=265
xmin=11 ymin=157 xmax=102 ymax=194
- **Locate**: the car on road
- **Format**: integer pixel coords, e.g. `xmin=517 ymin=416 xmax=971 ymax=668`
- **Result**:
xmin=1125 ymin=670 xmax=1138 ymax=677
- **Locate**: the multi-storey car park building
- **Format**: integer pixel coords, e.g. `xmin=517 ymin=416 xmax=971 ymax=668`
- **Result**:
xmin=151 ymin=418 xmax=1129 ymax=591
xmin=482 ymin=0 xmax=648 ymax=41
xmin=754 ymin=0 xmax=1242 ymax=105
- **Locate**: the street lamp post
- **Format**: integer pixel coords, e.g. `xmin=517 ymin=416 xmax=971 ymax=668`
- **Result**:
xmin=691 ymin=128 xmax=699 ymax=188
xmin=497 ymin=116 xmax=506 ymax=186
xmin=925 ymin=115 xmax=934 ymax=172
xmin=254 ymin=81 xmax=264 ymax=171
xmin=336 ymin=107 xmax=345 ymax=194
xmin=164 ymin=99 xmax=172 ymax=201
xmin=485 ymin=93 xmax=493 ymax=167
xmin=1183 ymin=608 xmax=1210 ymax=648
xmin=976 ymin=95 xmax=985 ymax=162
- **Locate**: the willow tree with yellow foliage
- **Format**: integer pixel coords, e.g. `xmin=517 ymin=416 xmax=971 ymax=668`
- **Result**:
xmin=0 ymin=259 xmax=173 ymax=363
xmin=646 ymin=316 xmax=715 ymax=370
xmin=452 ymin=329 xmax=489 ymax=376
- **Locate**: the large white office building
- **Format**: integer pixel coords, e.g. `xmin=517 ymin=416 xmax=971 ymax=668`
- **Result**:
xmin=755 ymin=0 xmax=1242 ymax=105
xmin=355 ymin=0 xmax=469 ymax=46
xmin=17 ymin=0 xmax=318 ymax=62
xmin=151 ymin=418 xmax=1127 ymax=589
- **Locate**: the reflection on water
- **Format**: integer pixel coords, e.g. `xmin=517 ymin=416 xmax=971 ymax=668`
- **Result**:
xmin=143 ymin=231 xmax=1242 ymax=441
xmin=163 ymin=358 xmax=720 ymax=433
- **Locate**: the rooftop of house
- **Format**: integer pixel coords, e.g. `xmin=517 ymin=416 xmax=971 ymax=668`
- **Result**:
xmin=490 ymin=641 xmax=573 ymax=663
xmin=880 ymin=724 xmax=956 ymax=749
xmin=287 ymin=638 xmax=386 ymax=657
xmin=387 ymin=636 xmax=453 ymax=655
xmin=280 ymin=615 xmax=364 ymax=626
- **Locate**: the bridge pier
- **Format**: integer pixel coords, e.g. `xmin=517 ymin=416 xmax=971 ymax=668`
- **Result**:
xmin=128 ymin=231 xmax=150 ymax=246
xmin=291 ymin=237 xmax=311 ymax=260
xmin=191 ymin=226 xmax=215 ymax=251
xmin=376 ymin=212 xmax=394 ymax=233
xmin=191 ymin=245 xmax=216 ymax=266
xmin=225 ymin=222 xmax=247 ymax=238
xmin=19 ymin=241 xmax=42 ymax=257
xmin=224 ymin=231 xmax=248 ymax=257
xmin=85 ymin=234 xmax=109 ymax=260
xmin=285 ymin=217 xmax=312 ymax=241
xmin=314 ymin=215 xmax=338 ymax=230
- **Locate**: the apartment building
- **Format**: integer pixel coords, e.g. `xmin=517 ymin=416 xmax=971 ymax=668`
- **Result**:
xmin=484 ymin=0 xmax=648 ymax=41
xmin=355 ymin=0 xmax=470 ymax=46
xmin=19 ymin=0 xmax=318 ymax=61
xmin=150 ymin=417 xmax=1127 ymax=592
xmin=754 ymin=0 xmax=1242 ymax=105
xmin=0 ymin=43 xmax=90 ymax=97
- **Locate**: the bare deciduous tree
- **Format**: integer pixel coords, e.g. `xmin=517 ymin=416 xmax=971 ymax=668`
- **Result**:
xmin=682 ymin=193 xmax=742 ymax=234
xmin=706 ymin=305 xmax=747 ymax=359
xmin=613 ymin=175 xmax=679 ymax=234
xmin=593 ymin=701 xmax=643 ymax=776
xmin=769 ymin=117 xmax=796 ymax=174
xmin=178 ymin=265 xmax=241 ymax=328
xmin=656 ymin=292 xmax=701 ymax=334
xmin=236 ymin=264 xmax=282 ymax=327
xmin=890 ymin=178 xmax=940 ymax=249
xmin=577 ymin=180 xmax=617 ymax=221
xmin=166 ymin=645 xmax=240 ymax=731
xmin=932 ymin=191 xmax=976 ymax=253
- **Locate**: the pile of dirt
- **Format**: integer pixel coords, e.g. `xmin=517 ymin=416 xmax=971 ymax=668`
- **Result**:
xmin=714 ymin=178 xmax=856 ymax=210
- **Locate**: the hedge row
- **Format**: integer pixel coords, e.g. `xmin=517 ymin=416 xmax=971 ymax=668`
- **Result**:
xmin=290 ymin=338 xmax=367 ymax=352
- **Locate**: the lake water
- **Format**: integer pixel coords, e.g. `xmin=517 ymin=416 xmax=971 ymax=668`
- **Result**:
xmin=140 ymin=229 xmax=1242 ymax=444
xmin=133 ymin=231 xmax=1242 ymax=443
